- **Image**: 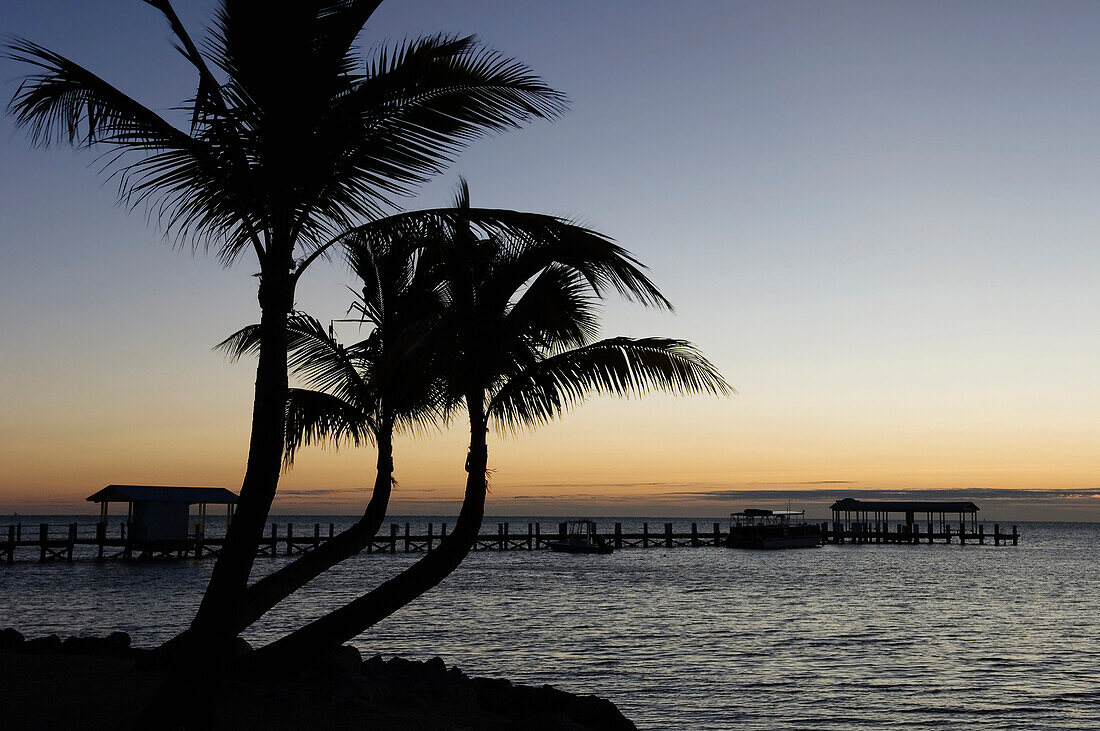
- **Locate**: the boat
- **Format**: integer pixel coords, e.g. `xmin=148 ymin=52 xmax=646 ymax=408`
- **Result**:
xmin=724 ymin=508 xmax=822 ymax=549
xmin=547 ymin=520 xmax=614 ymax=554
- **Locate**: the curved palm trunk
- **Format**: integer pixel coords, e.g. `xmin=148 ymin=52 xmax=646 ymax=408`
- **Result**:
xmin=239 ymin=397 xmax=488 ymax=672
xmin=234 ymin=425 xmax=394 ymax=630
xmin=156 ymin=429 xmax=395 ymax=659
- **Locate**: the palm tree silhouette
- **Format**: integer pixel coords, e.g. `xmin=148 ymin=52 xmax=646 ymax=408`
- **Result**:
xmin=6 ymin=0 xmax=566 ymax=661
xmin=215 ymin=232 xmax=450 ymax=631
xmin=242 ymin=183 xmax=732 ymax=668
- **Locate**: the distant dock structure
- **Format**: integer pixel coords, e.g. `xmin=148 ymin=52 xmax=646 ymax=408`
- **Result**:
xmin=1 ymin=493 xmax=1018 ymax=563
xmin=823 ymin=498 xmax=1019 ymax=545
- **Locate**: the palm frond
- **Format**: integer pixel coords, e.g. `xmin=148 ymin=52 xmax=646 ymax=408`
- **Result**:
xmin=352 ymin=33 xmax=567 ymax=185
xmin=488 ymin=337 xmax=733 ymax=434
xmin=503 ymin=264 xmax=600 ymax=352
xmin=336 ymin=207 xmax=670 ymax=310
xmin=6 ymin=38 xmax=190 ymax=149
xmin=215 ymin=323 xmax=262 ymax=361
xmin=216 ymin=313 xmax=373 ymax=409
xmin=5 ymin=38 xmax=261 ymax=262
xmin=142 ymin=0 xmax=227 ymax=130
xmin=287 ymin=34 xmax=568 ymax=240
xmin=8 ymin=9 xmax=570 ymax=271
xmin=284 ymin=388 xmax=373 ymax=467
xmin=314 ymin=1 xmax=385 ymax=68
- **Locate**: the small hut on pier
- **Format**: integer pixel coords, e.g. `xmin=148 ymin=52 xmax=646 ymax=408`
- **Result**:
xmin=86 ymin=485 xmax=238 ymax=544
xmin=830 ymin=498 xmax=978 ymax=533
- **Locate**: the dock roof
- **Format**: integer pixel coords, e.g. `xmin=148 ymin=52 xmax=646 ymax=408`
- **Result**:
xmin=86 ymin=485 xmax=238 ymax=505
xmin=829 ymin=498 xmax=978 ymax=513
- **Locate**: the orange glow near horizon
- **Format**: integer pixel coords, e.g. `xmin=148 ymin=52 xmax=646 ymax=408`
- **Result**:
xmin=4 ymin=389 xmax=1099 ymax=519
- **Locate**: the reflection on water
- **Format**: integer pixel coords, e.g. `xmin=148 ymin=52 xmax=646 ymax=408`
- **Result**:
xmin=1 ymin=518 xmax=1098 ymax=730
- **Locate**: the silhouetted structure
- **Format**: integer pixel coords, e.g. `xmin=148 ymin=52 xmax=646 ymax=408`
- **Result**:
xmin=830 ymin=498 xmax=977 ymax=530
xmin=547 ymin=520 xmax=614 ymax=554
xmin=725 ymin=509 xmax=822 ymax=549
xmin=87 ymin=485 xmax=237 ymax=551
xmin=825 ymin=498 xmax=1016 ymax=545
xmin=0 ymin=515 xmax=1020 ymax=564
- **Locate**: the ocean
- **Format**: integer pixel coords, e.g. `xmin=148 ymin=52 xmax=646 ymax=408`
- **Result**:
xmin=1 ymin=517 xmax=1098 ymax=730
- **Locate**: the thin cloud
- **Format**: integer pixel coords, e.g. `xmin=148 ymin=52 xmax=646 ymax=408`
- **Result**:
xmin=662 ymin=487 xmax=1100 ymax=502
xmin=277 ymin=487 xmax=438 ymax=497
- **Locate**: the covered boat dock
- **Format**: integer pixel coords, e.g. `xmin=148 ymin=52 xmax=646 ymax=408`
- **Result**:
xmin=86 ymin=485 xmax=238 ymax=558
xmin=87 ymin=485 xmax=238 ymax=542
xmin=825 ymin=498 xmax=1017 ymax=545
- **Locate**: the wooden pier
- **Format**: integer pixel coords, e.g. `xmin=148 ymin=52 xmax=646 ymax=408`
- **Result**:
xmin=0 ymin=520 xmax=731 ymax=563
xmin=0 ymin=517 xmax=1019 ymax=564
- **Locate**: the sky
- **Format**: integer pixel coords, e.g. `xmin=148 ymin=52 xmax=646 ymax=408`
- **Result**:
xmin=1 ymin=1 xmax=1098 ymax=520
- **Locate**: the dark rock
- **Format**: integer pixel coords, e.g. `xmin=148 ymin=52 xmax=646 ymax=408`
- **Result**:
xmin=131 ymin=647 xmax=163 ymax=669
xmin=473 ymin=675 xmax=514 ymax=706
xmin=60 ymin=634 xmax=131 ymax=656
xmin=322 ymin=671 xmax=385 ymax=704
xmin=0 ymin=627 xmax=25 ymax=651
xmin=311 ymin=644 xmax=362 ymax=676
xmin=24 ymin=634 xmax=61 ymax=653
xmin=60 ymin=635 xmax=132 ymax=655
xmin=347 ymin=654 xmax=635 ymax=730
xmin=63 ymin=636 xmax=102 ymax=654
xmin=425 ymin=655 xmax=447 ymax=676
xmin=565 ymin=693 xmax=637 ymax=731
xmin=107 ymin=631 xmax=131 ymax=649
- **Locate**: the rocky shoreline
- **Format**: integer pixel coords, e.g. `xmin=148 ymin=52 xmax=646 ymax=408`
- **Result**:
xmin=0 ymin=629 xmax=637 ymax=730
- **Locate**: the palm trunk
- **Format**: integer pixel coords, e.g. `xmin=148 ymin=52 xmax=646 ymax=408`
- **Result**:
xmin=192 ymin=269 xmax=293 ymax=639
xmin=239 ymin=395 xmax=488 ymax=672
xmin=154 ymin=427 xmax=395 ymax=661
xmin=234 ymin=424 xmax=394 ymax=630
xmin=138 ymin=267 xmax=293 ymax=727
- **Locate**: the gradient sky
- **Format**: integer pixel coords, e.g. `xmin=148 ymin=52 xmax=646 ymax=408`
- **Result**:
xmin=2 ymin=1 xmax=1099 ymax=519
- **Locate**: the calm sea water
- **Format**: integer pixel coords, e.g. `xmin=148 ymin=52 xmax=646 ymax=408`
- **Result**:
xmin=2 ymin=516 xmax=1098 ymax=730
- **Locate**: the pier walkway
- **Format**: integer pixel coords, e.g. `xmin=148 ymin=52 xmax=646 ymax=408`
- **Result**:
xmin=0 ymin=518 xmax=1019 ymax=563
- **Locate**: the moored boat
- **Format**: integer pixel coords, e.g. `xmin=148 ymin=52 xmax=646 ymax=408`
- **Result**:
xmin=725 ymin=508 xmax=821 ymax=549
xmin=547 ymin=520 xmax=613 ymax=554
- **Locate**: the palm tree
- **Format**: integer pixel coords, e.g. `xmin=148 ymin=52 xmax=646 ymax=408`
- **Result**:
xmin=215 ymin=232 xmax=449 ymax=632
xmin=210 ymin=194 xmax=701 ymax=634
xmin=240 ymin=185 xmax=732 ymax=669
xmin=6 ymin=0 xmax=566 ymax=660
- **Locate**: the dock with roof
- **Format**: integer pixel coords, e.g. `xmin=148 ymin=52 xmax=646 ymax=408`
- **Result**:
xmin=822 ymin=498 xmax=1019 ymax=545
